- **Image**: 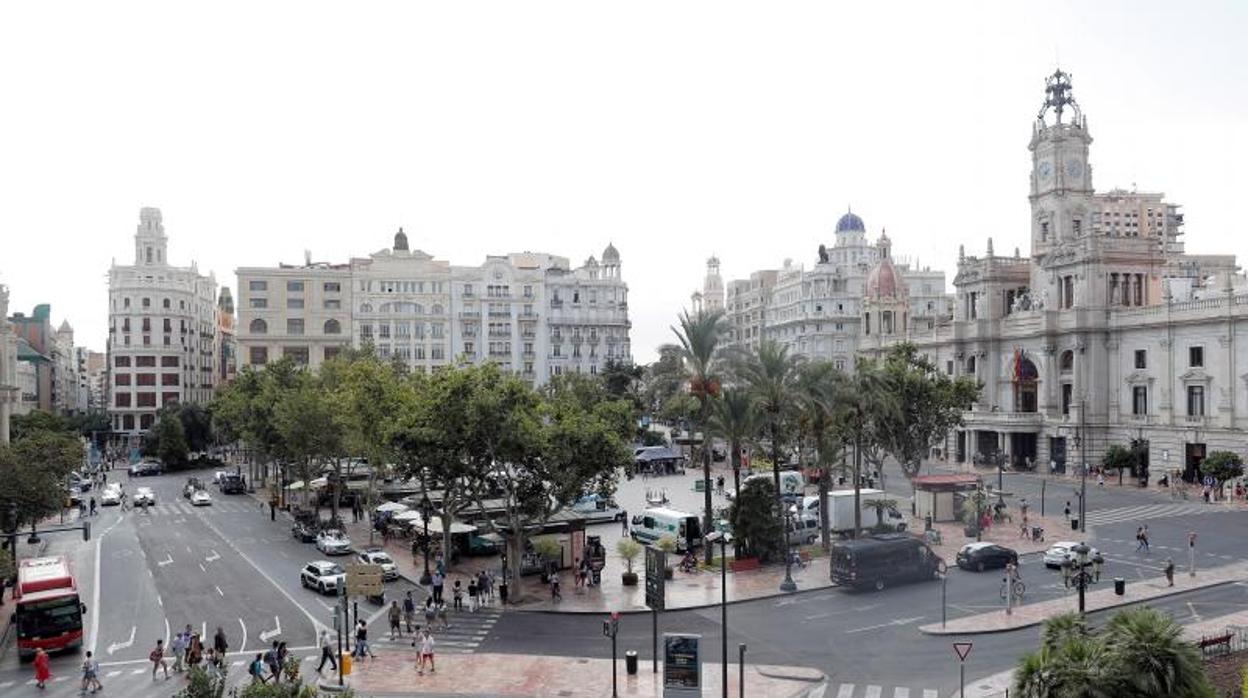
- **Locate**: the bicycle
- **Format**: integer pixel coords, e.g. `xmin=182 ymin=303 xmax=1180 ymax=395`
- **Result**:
xmin=1000 ymin=578 xmax=1026 ymax=601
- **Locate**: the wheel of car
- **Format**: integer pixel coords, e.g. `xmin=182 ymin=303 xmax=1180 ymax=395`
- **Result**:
xmin=976 ymin=561 xmax=985 ymax=573
xmin=873 ymin=579 xmax=885 ymax=592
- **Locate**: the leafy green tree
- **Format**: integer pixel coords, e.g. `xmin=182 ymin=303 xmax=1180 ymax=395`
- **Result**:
xmin=642 ymin=344 xmax=687 ymax=416
xmin=69 ymin=411 xmax=111 ymax=445
xmin=823 ymin=359 xmax=898 ymax=537
xmin=8 ymin=410 xmax=73 ymax=441
xmin=671 ymin=309 xmax=730 ymax=563
xmin=1199 ymin=451 xmax=1244 ymax=493
xmin=0 ymin=427 xmax=83 ymax=545
xmin=1102 ymin=444 xmax=1134 ymax=486
xmin=728 ymin=476 xmax=782 ymax=562
xmin=177 ymin=404 xmax=215 ymax=454
xmin=323 ymin=354 xmax=403 ymax=525
xmin=273 ymin=371 xmax=344 ymax=509
xmin=862 ymin=497 xmax=899 ymax=530
xmin=155 ymin=409 xmax=190 ymax=467
xmin=874 ymin=344 xmax=980 ymax=479
xmin=600 ymin=359 xmax=645 ymax=412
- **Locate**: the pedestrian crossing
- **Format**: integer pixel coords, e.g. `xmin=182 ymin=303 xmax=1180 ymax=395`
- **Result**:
xmin=1083 ymin=502 xmax=1234 ymax=527
xmin=807 ymin=683 xmax=939 ymax=698
xmin=133 ymin=499 xmax=260 ymax=516
xmin=367 ymin=606 xmax=502 ymax=655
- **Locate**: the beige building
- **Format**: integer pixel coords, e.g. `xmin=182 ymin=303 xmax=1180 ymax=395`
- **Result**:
xmin=0 ymin=284 xmax=16 ymax=443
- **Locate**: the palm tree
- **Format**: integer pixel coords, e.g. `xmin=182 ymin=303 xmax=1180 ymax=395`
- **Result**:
xmin=1103 ymin=607 xmax=1213 ymax=697
xmin=823 ymin=359 xmax=898 ymax=537
xmin=1041 ymin=612 xmax=1089 ymax=652
xmin=707 ymin=387 xmax=756 ymax=500
xmin=862 ymin=497 xmax=898 ymax=529
xmin=795 ymin=361 xmax=841 ymax=550
xmin=671 ymin=309 xmax=729 ymax=564
xmin=737 ymin=341 xmax=804 ymax=588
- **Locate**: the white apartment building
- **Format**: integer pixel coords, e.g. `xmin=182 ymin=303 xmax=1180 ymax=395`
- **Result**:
xmin=0 ymin=284 xmax=16 ymax=444
xmin=236 ymin=230 xmax=631 ymax=383
xmin=107 ymin=208 xmax=220 ymax=437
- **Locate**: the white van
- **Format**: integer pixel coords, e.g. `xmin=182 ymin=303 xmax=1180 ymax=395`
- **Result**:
xmin=630 ymin=507 xmax=703 ymax=552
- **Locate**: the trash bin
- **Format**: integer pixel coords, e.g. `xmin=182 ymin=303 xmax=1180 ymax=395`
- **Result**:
xmin=499 ymin=583 xmax=508 ymax=604
xmin=625 ymin=650 xmax=638 ymax=675
xmin=341 ymin=652 xmax=353 ymax=675
xmin=1071 ymin=518 xmax=1079 ymax=531
xmin=1114 ymin=577 xmax=1125 ymax=596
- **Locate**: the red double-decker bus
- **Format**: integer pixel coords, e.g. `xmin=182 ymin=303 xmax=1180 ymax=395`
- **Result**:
xmin=13 ymin=556 xmax=86 ymax=659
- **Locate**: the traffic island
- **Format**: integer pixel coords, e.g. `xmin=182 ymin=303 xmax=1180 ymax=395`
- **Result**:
xmin=921 ymin=561 xmax=1248 ymax=635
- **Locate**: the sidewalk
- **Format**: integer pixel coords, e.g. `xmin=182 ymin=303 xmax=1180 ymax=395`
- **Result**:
xmin=333 ymin=650 xmax=824 ymax=697
xmin=920 ymin=561 xmax=1248 ymax=635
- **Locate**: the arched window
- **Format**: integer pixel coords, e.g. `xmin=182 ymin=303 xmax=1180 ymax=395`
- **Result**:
xmin=431 ymin=304 xmax=443 ymax=314
xmin=249 ymin=318 xmax=267 ymax=334
xmin=412 ymin=303 xmax=424 ymax=315
xmin=360 ymin=303 xmax=373 ymax=313
xmin=966 ymin=356 xmax=976 ymax=375
xmin=1059 ymin=350 xmax=1074 ymax=373
xmin=1013 ymin=355 xmax=1039 ymax=413
xmin=324 ymin=319 xmax=341 ymax=335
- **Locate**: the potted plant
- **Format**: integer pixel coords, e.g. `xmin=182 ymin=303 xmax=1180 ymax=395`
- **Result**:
xmin=657 ymin=535 xmax=678 ymax=578
xmin=617 ymin=538 xmax=642 ymax=586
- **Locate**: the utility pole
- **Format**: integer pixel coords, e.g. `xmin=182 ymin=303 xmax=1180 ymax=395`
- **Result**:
xmin=1079 ymin=398 xmax=1087 ymax=533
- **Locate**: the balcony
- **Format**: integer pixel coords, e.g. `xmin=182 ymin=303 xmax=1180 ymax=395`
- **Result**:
xmin=550 ymin=299 xmax=563 ymax=309
xmin=520 ymin=311 xmax=538 ymax=318
xmin=488 ymin=310 xmax=511 ymax=318
xmin=488 ymin=330 xmax=511 ymax=338
xmin=459 ymin=311 xmax=480 ymax=319
xmin=963 ymin=410 xmax=1045 ymax=430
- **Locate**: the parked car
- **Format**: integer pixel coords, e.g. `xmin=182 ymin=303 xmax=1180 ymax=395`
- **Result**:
xmin=220 ymin=473 xmax=246 ymax=494
xmin=99 ymin=485 xmax=123 ymax=506
xmin=133 ymin=487 xmax=157 ymax=506
xmin=292 ymin=520 xmax=319 ymax=543
xmin=300 ymin=561 xmax=347 ymax=595
xmin=190 ymin=490 xmax=212 ymax=506
xmin=570 ymin=494 xmax=625 ymax=524
xmin=356 ymin=549 xmax=398 ymax=581
xmin=316 ymin=529 xmax=352 ymax=556
xmin=830 ymin=534 xmax=945 ymax=591
xmin=1043 ymin=541 xmax=1100 ymax=569
xmin=956 ymin=542 xmax=1019 ymax=572
xmin=788 ymin=516 xmax=821 ymax=546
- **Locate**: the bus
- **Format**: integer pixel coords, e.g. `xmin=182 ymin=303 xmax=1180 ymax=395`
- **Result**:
xmin=13 ymin=556 xmax=86 ymax=659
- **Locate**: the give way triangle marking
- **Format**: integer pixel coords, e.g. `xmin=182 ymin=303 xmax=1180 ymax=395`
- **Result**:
xmin=953 ymin=642 xmax=973 ymax=662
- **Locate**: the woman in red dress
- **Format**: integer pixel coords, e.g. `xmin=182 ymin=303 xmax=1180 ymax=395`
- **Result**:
xmin=34 ymin=647 xmax=52 ymax=689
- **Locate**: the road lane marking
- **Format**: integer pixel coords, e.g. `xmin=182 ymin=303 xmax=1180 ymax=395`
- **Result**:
xmin=894 ymin=687 xmax=909 ymax=698
xmin=239 ymin=618 xmax=247 ymax=653
xmin=836 ymin=684 xmax=855 ymax=698
xmin=206 ymin=549 xmax=221 ymax=562
xmin=107 ymin=625 xmax=136 ymax=654
xmin=157 ymin=553 xmax=174 ymax=567
xmin=164 ymin=617 xmax=170 ymax=652
xmin=87 ymin=513 xmax=126 ymax=655
xmin=1187 ymin=602 xmax=1203 ymax=622
xmin=260 ymin=616 xmax=282 ymax=642
xmin=105 ymin=671 xmax=121 ymax=678
xmin=216 ymin=585 xmax=224 ymax=596
xmin=96 ymin=646 xmax=317 ymax=668
xmin=864 ymin=686 xmax=881 ymax=698
xmin=157 ymin=595 xmax=163 ymax=607
xmin=131 ymin=668 xmax=145 ymax=675
xmin=923 ymin=691 xmax=938 ymax=698
xmin=199 ymin=562 xmax=207 ymax=573
xmin=844 ymin=616 xmax=924 ymax=634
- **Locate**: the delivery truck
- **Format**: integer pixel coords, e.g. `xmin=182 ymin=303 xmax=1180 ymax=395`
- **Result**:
xmin=824 ymin=488 xmax=907 ymax=535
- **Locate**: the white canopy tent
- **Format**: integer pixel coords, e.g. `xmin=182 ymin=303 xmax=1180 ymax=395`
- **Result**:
xmin=395 ymin=513 xmax=476 ymax=534
xmin=375 ymin=501 xmax=409 ymax=513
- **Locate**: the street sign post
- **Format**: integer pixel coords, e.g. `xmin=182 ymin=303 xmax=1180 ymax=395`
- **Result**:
xmin=646 ymin=548 xmax=666 ymax=674
xmin=953 ymin=642 xmax=973 ymax=697
xmin=345 ymin=563 xmax=385 ymax=597
xmin=663 ymin=633 xmax=702 ymax=697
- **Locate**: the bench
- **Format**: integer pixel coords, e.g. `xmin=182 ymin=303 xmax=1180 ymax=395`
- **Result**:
xmin=1197 ymin=633 xmax=1233 ymax=656
xmin=730 ymin=557 xmax=761 ymax=573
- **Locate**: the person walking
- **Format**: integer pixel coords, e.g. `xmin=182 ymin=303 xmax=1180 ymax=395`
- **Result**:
xmin=80 ymin=650 xmax=102 ymax=694
xmin=150 ymin=638 xmax=170 ymax=680
xmin=354 ymin=620 xmax=375 ymax=659
xmin=186 ymin=633 xmax=203 ymax=674
xmin=212 ymin=626 xmax=228 ymax=663
xmin=478 ymin=570 xmax=491 ymax=606
xmin=34 ymin=647 xmax=52 ymax=689
xmin=277 ymin=642 xmax=289 ymax=678
xmin=1092 ymin=553 xmax=1103 ymax=583
xmin=1164 ymin=557 xmax=1176 ymax=586
xmin=388 ymin=600 xmax=403 ymax=640
xmin=431 ymin=570 xmax=444 ymax=604
xmin=316 ymin=629 xmax=337 ymax=674
xmin=403 ymin=591 xmax=417 ymax=633
xmin=621 ymin=509 xmax=629 ymax=535
xmin=1135 ymin=526 xmax=1147 ymax=552
xmin=468 ymin=576 xmax=479 ymax=611
xmin=550 ymin=570 xmax=562 ymax=601
xmin=171 ymin=627 xmax=188 ymax=673
xmin=452 ymin=580 xmax=463 ymax=611
xmin=89 ymin=497 xmax=97 ymax=516
xmin=437 ymin=599 xmax=450 ymax=630
xmin=1141 ymin=525 xmax=1151 ymax=552
xmin=421 ymin=597 xmax=437 ymax=641
xmin=264 ymin=641 xmax=281 ymax=684
xmin=1063 ymin=501 xmax=1070 ymax=521
xmin=249 ymin=653 xmax=268 ymax=684
xmin=417 ymin=628 xmax=436 ymax=676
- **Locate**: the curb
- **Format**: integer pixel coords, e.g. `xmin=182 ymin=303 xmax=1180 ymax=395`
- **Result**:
xmin=919 ymin=578 xmax=1238 ymax=635
xmin=507 ymin=580 xmax=837 ymax=615
xmin=755 ymin=665 xmax=826 ymax=683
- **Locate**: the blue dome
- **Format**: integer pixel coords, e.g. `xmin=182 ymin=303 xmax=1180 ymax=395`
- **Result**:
xmin=835 ymin=210 xmax=865 ymax=233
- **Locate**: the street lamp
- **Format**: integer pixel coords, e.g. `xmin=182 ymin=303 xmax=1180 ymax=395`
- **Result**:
xmin=419 ymin=493 xmax=433 ymax=585
xmin=706 ymin=528 xmax=730 ymax=698
xmin=779 ymin=503 xmax=797 ymax=592
xmin=1066 ymin=542 xmax=1093 ymax=614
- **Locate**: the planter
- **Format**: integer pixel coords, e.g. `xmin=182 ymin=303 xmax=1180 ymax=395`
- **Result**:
xmin=622 ymin=571 xmax=639 ymax=586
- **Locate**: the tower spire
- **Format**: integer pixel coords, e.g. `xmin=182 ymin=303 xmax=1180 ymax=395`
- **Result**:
xmin=1038 ymin=68 xmax=1081 ymax=126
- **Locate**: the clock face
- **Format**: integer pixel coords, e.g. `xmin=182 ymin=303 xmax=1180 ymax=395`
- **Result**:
xmin=1065 ymin=160 xmax=1084 ymax=179
xmin=1038 ymin=160 xmax=1053 ymax=180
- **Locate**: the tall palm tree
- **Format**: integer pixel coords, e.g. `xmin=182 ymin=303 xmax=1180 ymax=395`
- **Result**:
xmin=737 ymin=341 xmax=804 ymax=586
xmin=707 ymin=387 xmax=756 ymax=500
xmin=823 ymin=358 xmax=898 ymax=537
xmin=794 ymin=360 xmax=840 ymax=551
xmin=1103 ymin=607 xmax=1213 ymax=697
xmin=671 ymin=309 xmax=729 ymax=564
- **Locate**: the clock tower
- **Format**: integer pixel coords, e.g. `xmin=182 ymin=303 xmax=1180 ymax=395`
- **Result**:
xmin=1029 ymin=69 xmax=1093 ymax=261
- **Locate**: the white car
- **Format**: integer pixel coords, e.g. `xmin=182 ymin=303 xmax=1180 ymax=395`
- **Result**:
xmin=300 ymin=561 xmax=346 ymax=595
xmin=1043 ymin=541 xmax=1100 ymax=568
xmin=190 ymin=490 xmax=213 ymax=507
xmin=356 ymin=549 xmax=398 ymax=580
xmin=99 ymin=485 xmax=122 ymax=506
xmin=133 ymin=487 xmax=156 ymax=506
xmin=316 ymin=530 xmax=352 ymax=556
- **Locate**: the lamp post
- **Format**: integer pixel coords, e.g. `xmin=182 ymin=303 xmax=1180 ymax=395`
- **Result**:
xmin=706 ymin=528 xmax=730 ymax=698
xmin=419 ymin=493 xmax=433 ymax=585
xmin=1068 ymin=542 xmax=1092 ymax=614
xmin=1078 ymin=399 xmax=1086 ymax=533
xmin=779 ymin=503 xmax=796 ymax=592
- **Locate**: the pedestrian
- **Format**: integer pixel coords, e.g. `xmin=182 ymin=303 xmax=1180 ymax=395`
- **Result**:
xmin=1141 ymin=525 xmax=1150 ymax=552
xmin=1063 ymin=501 xmax=1070 ymax=520
xmin=621 ymin=509 xmax=629 ymax=535
xmin=269 ymin=499 xmax=276 ymax=521
xmin=277 ymin=642 xmax=289 ymax=677
xmin=264 ymin=641 xmax=281 ymax=683
xmin=468 ymin=576 xmax=479 ymax=611
xmin=80 ymin=650 xmax=102 ymax=694
xmin=1097 ymin=472 xmax=1105 ymax=487
xmin=315 ymin=629 xmax=337 ymax=674
xmin=417 ymin=628 xmax=436 ymax=676
xmin=249 ymin=653 xmax=268 ymax=684
xmin=1092 ymin=553 xmax=1103 ymax=583
xmin=388 ymin=599 xmax=403 ymax=639
xmin=187 ymin=633 xmax=203 ymax=673
xmin=172 ymin=627 xmax=188 ymax=672
xmin=550 ymin=571 xmax=561 ymax=601
xmin=422 ymin=597 xmax=437 ymax=638
xmin=403 ymin=591 xmax=417 ymax=633
xmin=431 ymin=570 xmax=444 ymax=604
xmin=478 ymin=570 xmax=491 ymax=605
xmin=90 ymin=497 xmax=97 ymax=516
xmin=1164 ymin=557 xmax=1175 ymax=586
xmin=452 ymin=579 xmax=463 ymax=611
xmin=1135 ymin=526 xmax=1146 ymax=552
xmin=213 ymin=626 xmax=228 ymax=662
xmin=204 ymin=648 xmax=218 ymax=678
xmin=150 ymin=638 xmax=170 ymax=680
xmin=34 ymin=647 xmax=52 ymax=689
xmin=354 ymin=620 xmax=374 ymax=659
xmin=437 ymin=600 xmax=450 ymax=630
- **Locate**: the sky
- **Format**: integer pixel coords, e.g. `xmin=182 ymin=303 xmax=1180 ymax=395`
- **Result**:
xmin=2 ymin=1 xmax=1246 ymax=363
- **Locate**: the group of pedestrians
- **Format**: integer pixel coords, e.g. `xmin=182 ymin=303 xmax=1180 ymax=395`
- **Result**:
xmin=148 ymin=625 xmax=229 ymax=681
xmin=249 ymin=640 xmax=290 ymax=684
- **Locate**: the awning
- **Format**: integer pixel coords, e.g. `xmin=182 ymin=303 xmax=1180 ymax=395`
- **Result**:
xmin=287 ymin=481 xmax=305 ymax=491
xmin=396 ymin=514 xmax=476 ymax=534
xmin=375 ymin=502 xmax=409 ymax=513
xmin=310 ymin=477 xmax=329 ymax=488
xmin=393 ymin=510 xmax=421 ymax=522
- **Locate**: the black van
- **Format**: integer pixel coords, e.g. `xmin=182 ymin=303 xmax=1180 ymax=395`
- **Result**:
xmin=830 ymin=534 xmax=945 ymax=591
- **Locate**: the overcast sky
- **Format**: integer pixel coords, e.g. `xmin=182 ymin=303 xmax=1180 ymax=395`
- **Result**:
xmin=2 ymin=1 xmax=1245 ymax=363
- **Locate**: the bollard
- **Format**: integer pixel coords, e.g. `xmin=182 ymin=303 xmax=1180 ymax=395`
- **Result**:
xmin=625 ymin=650 xmax=638 ymax=675
xmin=1114 ymin=577 xmax=1125 ymax=596
xmin=1070 ymin=518 xmax=1079 ymax=531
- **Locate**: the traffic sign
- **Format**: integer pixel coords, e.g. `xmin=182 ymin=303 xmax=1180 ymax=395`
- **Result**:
xmin=953 ymin=642 xmax=973 ymax=662
xmin=1203 ymin=476 xmax=1216 ymax=487
xmin=345 ymin=563 xmax=384 ymax=597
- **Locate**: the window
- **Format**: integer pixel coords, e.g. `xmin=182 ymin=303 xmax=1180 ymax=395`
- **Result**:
xmin=1059 ymin=350 xmax=1074 ymax=373
xmin=966 ymin=356 xmax=976 ymax=375
xmin=1132 ymin=386 xmax=1148 ymax=416
xmin=1072 ymin=219 xmax=1082 ymax=235
xmin=162 ymin=298 xmax=170 ymax=309
xmin=283 ymin=346 xmax=310 ymax=365
xmin=115 ymin=393 xmax=131 ymax=407
xmin=137 ymin=373 xmax=156 ymax=386
xmin=249 ymin=347 xmax=268 ymax=365
xmin=360 ymin=324 xmax=373 ymax=341
xmin=287 ymin=298 xmax=304 ymax=309
xmin=249 ymin=281 xmax=268 ymax=292
xmin=463 ymin=284 xmax=474 ymax=296
xmin=378 ymin=323 xmax=391 ymax=339
xmin=431 ymin=346 xmax=444 ymax=360
xmin=162 ymin=374 xmax=179 ymax=386
xmin=115 ymin=356 xmax=131 ymax=367
xmin=135 ymin=356 xmax=156 ymax=367
xmin=324 ymin=299 xmax=341 ymax=310
xmin=323 ymin=346 xmax=341 ymax=362
xmin=249 ymin=319 xmax=268 ymax=334
xmin=1134 ymin=350 xmax=1147 ymax=369
xmin=124 ymin=297 xmax=131 ymax=309
xmin=1189 ymin=346 xmax=1204 ymax=368
xmin=114 ymin=373 xmax=131 ymax=386
xmin=286 ymin=319 xmax=305 ymax=335
xmin=946 ymin=360 xmax=954 ymax=375
xmin=1061 ymin=384 xmax=1073 ymax=415
xmin=324 ymin=319 xmax=341 ymax=335
xmin=161 ymin=356 xmax=179 ymax=367
xmin=431 ymin=324 xmax=443 ymax=339
xmin=142 ymin=318 xmax=151 ymax=332
xmin=136 ymin=393 xmax=157 ymax=408
xmin=163 ymin=318 xmax=172 ymax=333
xmin=142 ymin=297 xmax=151 ymax=308
xmin=1040 ymin=221 xmax=1049 ymax=241
xmin=286 ymin=280 xmax=304 ymax=292
xmin=121 ymin=414 xmax=135 ymax=430
xmin=1063 ymin=276 xmax=1074 ymax=308
xmin=323 ymin=282 xmax=340 ymax=293
xmin=464 ymin=342 xmax=474 ymax=354
xmin=162 ymin=392 xmax=180 ymax=406
xmin=1187 ymin=385 xmax=1205 ymax=417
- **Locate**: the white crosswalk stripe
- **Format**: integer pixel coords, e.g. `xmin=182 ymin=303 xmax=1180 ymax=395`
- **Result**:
xmin=824 ymin=685 xmax=941 ymax=698
xmin=836 ymin=684 xmax=855 ymax=698
xmin=1084 ymin=502 xmax=1232 ymax=526
xmin=863 ymin=685 xmax=882 ymax=698
xmin=923 ymin=691 xmax=938 ymax=698
xmin=893 ymin=688 xmax=909 ymax=698
xmin=366 ymin=608 xmax=501 ymax=654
